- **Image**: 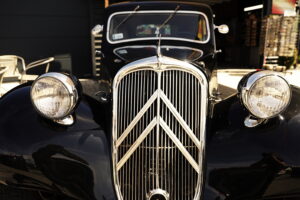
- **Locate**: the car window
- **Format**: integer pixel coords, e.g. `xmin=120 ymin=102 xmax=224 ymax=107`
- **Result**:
xmin=108 ymin=11 xmax=210 ymax=44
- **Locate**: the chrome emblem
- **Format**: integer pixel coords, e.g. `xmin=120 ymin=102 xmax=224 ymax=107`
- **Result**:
xmin=116 ymin=88 xmax=202 ymax=173
xmin=147 ymin=189 xmax=169 ymax=200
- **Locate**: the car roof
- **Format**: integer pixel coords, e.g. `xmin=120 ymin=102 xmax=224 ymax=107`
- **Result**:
xmin=105 ymin=1 xmax=213 ymax=17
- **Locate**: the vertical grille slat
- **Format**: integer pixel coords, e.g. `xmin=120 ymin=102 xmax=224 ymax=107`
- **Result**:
xmin=113 ymin=61 xmax=207 ymax=200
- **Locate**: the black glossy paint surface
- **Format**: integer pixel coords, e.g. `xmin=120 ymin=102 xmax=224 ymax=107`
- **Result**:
xmin=0 ymin=86 xmax=116 ymax=199
xmin=204 ymin=87 xmax=300 ymax=200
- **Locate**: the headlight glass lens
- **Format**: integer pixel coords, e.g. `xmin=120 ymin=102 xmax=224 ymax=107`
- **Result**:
xmin=243 ymin=75 xmax=291 ymax=119
xmin=31 ymin=74 xmax=77 ymax=119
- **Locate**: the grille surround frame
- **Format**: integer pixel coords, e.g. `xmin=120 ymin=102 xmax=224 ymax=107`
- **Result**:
xmin=112 ymin=56 xmax=208 ymax=200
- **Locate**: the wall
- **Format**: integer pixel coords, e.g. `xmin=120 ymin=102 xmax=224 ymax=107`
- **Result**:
xmin=0 ymin=0 xmax=104 ymax=77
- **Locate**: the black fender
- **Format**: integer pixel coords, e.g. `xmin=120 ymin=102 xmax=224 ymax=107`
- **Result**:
xmin=204 ymin=86 xmax=300 ymax=200
xmin=0 ymin=85 xmax=116 ymax=200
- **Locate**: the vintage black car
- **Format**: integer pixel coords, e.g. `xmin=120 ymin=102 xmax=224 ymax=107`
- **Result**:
xmin=0 ymin=1 xmax=300 ymax=200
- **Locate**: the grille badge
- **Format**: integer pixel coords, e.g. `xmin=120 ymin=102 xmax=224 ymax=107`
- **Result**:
xmin=147 ymin=189 xmax=169 ymax=200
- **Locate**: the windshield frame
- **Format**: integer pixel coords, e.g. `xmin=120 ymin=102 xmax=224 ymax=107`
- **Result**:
xmin=107 ymin=10 xmax=211 ymax=44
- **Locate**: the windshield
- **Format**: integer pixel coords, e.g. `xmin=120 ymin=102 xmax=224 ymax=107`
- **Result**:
xmin=108 ymin=11 xmax=210 ymax=44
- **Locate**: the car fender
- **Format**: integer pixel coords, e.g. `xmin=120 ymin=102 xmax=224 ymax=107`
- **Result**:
xmin=204 ymin=86 xmax=300 ymax=200
xmin=0 ymin=85 xmax=116 ymax=200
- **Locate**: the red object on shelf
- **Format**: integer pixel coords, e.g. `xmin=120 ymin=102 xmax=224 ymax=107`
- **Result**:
xmin=272 ymin=0 xmax=296 ymax=14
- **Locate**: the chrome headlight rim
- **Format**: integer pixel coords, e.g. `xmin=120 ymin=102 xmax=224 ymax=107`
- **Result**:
xmin=31 ymin=72 xmax=79 ymax=120
xmin=240 ymin=71 xmax=291 ymax=119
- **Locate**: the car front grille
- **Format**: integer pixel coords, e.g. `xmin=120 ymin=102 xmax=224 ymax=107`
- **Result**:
xmin=112 ymin=57 xmax=207 ymax=200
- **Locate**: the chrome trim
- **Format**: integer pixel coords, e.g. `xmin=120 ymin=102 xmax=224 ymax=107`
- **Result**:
xmin=160 ymin=92 xmax=202 ymax=150
xmin=117 ymin=117 xmax=157 ymax=171
xmin=113 ymin=45 xmax=204 ymax=62
xmin=54 ymin=115 xmax=75 ymax=126
xmin=242 ymin=71 xmax=287 ymax=91
xmin=91 ymin=24 xmax=103 ymax=77
xmin=31 ymin=72 xmax=79 ymax=120
xmin=147 ymin=189 xmax=169 ymax=200
xmin=160 ymin=118 xmax=200 ymax=173
xmin=112 ymin=56 xmax=208 ymax=200
xmin=240 ymin=71 xmax=291 ymax=119
xmin=116 ymin=91 xmax=158 ymax=147
xmin=107 ymin=10 xmax=211 ymax=44
xmin=244 ymin=115 xmax=266 ymax=128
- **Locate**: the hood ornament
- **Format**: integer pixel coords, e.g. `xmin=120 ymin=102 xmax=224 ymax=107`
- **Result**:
xmin=155 ymin=5 xmax=180 ymax=59
xmin=156 ymin=34 xmax=164 ymax=70
xmin=157 ymin=33 xmax=162 ymax=58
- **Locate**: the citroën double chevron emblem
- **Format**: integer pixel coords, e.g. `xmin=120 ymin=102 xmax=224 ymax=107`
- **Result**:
xmin=116 ymin=74 xmax=202 ymax=174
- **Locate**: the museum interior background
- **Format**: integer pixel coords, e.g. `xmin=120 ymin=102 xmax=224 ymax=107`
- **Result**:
xmin=0 ymin=0 xmax=299 ymax=77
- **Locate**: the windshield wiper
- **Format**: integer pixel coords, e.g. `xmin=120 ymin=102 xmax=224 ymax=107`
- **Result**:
xmin=155 ymin=5 xmax=180 ymax=36
xmin=113 ymin=5 xmax=140 ymax=32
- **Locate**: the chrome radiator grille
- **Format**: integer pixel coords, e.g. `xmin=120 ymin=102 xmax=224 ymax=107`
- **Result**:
xmin=112 ymin=57 xmax=207 ymax=200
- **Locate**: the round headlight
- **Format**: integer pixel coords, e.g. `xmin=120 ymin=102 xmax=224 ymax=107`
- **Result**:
xmin=240 ymin=71 xmax=291 ymax=119
xmin=31 ymin=73 xmax=79 ymax=120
